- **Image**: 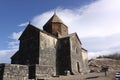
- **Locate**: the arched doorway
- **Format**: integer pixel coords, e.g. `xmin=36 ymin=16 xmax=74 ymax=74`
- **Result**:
xmin=77 ymin=62 xmax=80 ymax=73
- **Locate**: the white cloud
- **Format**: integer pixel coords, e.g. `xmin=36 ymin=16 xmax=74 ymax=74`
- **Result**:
xmin=0 ymin=49 xmax=17 ymax=63
xmin=8 ymin=41 xmax=19 ymax=49
xmin=31 ymin=11 xmax=54 ymax=29
xmin=15 ymin=0 xmax=120 ymax=59
xmin=18 ymin=22 xmax=29 ymax=27
xmin=88 ymin=50 xmax=113 ymax=59
xmin=76 ymin=0 xmax=120 ymax=38
xmin=81 ymin=33 xmax=120 ymax=51
xmin=7 ymin=31 xmax=22 ymax=51
xmin=25 ymin=0 xmax=120 ymax=38
xmin=10 ymin=31 xmax=22 ymax=40
xmin=81 ymin=33 xmax=120 ymax=58
xmin=0 ymin=33 xmax=20 ymax=63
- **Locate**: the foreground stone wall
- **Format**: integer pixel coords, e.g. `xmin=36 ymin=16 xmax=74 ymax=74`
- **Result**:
xmin=0 ymin=64 xmax=28 ymax=80
xmin=28 ymin=64 xmax=55 ymax=79
xmin=35 ymin=65 xmax=55 ymax=79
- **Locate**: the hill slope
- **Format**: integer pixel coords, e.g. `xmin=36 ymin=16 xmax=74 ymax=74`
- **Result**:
xmin=89 ymin=58 xmax=120 ymax=72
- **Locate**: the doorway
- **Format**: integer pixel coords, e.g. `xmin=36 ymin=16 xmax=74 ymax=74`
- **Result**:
xmin=77 ymin=62 xmax=80 ymax=73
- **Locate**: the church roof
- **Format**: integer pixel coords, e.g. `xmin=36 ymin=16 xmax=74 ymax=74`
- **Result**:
xmin=82 ymin=47 xmax=88 ymax=52
xmin=47 ymin=13 xmax=63 ymax=23
xmin=59 ymin=33 xmax=82 ymax=45
xmin=19 ymin=24 xmax=58 ymax=40
xmin=11 ymin=51 xmax=19 ymax=59
xmin=43 ymin=13 xmax=68 ymax=28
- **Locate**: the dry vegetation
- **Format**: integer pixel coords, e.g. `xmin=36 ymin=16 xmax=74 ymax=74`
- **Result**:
xmin=89 ymin=58 xmax=120 ymax=72
xmin=96 ymin=53 xmax=120 ymax=60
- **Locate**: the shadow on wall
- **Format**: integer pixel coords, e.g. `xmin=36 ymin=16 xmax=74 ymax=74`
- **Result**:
xmin=56 ymin=37 xmax=72 ymax=75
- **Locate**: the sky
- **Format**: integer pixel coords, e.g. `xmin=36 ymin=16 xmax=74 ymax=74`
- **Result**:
xmin=0 ymin=0 xmax=120 ymax=63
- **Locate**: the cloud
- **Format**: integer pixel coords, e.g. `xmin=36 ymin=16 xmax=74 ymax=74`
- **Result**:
xmin=23 ymin=0 xmax=120 ymax=39
xmin=16 ymin=0 xmax=120 ymax=59
xmin=8 ymin=41 xmax=19 ymax=49
xmin=76 ymin=0 xmax=120 ymax=38
xmin=81 ymin=33 xmax=120 ymax=59
xmin=18 ymin=22 xmax=29 ymax=27
xmin=0 ymin=49 xmax=17 ymax=63
xmin=7 ymin=31 xmax=22 ymax=50
xmin=88 ymin=50 xmax=113 ymax=59
xmin=10 ymin=31 xmax=22 ymax=40
xmin=31 ymin=11 xmax=54 ymax=29
xmin=0 ymin=32 xmax=20 ymax=63
xmin=81 ymin=33 xmax=120 ymax=51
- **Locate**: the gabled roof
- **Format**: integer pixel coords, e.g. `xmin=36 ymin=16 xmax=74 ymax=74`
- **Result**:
xmin=69 ymin=33 xmax=82 ymax=45
xmin=19 ymin=24 xmax=40 ymax=40
xmin=59 ymin=33 xmax=82 ymax=45
xmin=82 ymin=48 xmax=88 ymax=52
xmin=19 ymin=24 xmax=57 ymax=40
xmin=11 ymin=51 xmax=19 ymax=59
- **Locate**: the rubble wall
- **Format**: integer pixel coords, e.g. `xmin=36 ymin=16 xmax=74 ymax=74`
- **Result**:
xmin=0 ymin=64 xmax=28 ymax=80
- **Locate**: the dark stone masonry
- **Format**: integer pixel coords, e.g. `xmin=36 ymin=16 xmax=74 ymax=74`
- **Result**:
xmin=0 ymin=13 xmax=88 ymax=80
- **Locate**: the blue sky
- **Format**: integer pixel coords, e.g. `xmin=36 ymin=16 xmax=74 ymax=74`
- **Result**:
xmin=0 ymin=0 xmax=95 ymax=49
xmin=0 ymin=0 xmax=120 ymax=63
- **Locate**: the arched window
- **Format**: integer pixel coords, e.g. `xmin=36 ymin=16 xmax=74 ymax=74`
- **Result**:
xmin=76 ymin=48 xmax=78 ymax=54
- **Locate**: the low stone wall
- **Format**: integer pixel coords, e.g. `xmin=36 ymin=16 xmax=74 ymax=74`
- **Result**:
xmin=35 ymin=65 xmax=55 ymax=79
xmin=0 ymin=64 xmax=56 ymax=80
xmin=0 ymin=64 xmax=28 ymax=80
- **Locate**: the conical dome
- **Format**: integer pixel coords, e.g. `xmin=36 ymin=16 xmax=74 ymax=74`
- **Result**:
xmin=43 ymin=13 xmax=64 ymax=27
xmin=43 ymin=13 xmax=68 ymax=37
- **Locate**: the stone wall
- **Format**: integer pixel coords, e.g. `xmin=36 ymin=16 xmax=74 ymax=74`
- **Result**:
xmin=35 ymin=65 xmax=55 ymax=79
xmin=39 ymin=32 xmax=57 ymax=75
xmin=69 ymin=34 xmax=84 ymax=74
xmin=82 ymin=48 xmax=89 ymax=73
xmin=57 ymin=37 xmax=71 ymax=75
xmin=60 ymin=24 xmax=68 ymax=36
xmin=11 ymin=25 xmax=40 ymax=65
xmin=52 ymin=23 xmax=68 ymax=37
xmin=0 ymin=64 xmax=28 ymax=80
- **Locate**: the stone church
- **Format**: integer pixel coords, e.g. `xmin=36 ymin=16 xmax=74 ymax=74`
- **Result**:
xmin=0 ymin=13 xmax=88 ymax=80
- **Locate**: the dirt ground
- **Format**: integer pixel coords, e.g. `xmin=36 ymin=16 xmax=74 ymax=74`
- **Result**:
xmin=47 ymin=71 xmax=119 ymax=80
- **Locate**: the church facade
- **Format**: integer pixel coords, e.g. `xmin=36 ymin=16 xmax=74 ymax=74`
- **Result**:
xmin=0 ymin=14 xmax=88 ymax=80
